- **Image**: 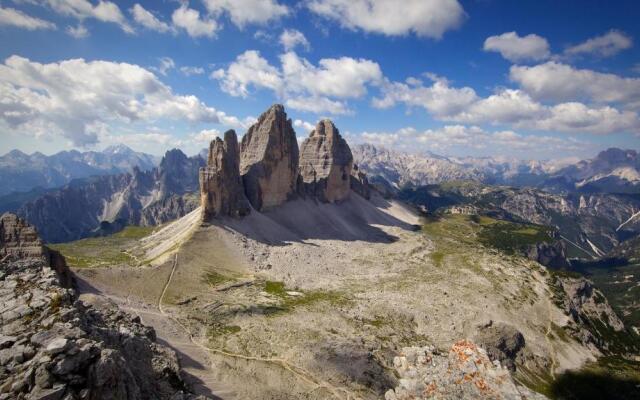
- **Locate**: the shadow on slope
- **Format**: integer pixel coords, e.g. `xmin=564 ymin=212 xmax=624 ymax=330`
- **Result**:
xmin=217 ymin=194 xmax=420 ymax=246
xmin=550 ymin=358 xmax=640 ymax=400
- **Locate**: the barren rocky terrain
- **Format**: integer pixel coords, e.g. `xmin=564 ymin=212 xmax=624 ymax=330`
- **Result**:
xmin=70 ymin=194 xmax=627 ymax=399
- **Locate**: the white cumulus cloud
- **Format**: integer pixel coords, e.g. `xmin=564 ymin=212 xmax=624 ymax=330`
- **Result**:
xmin=510 ymin=61 xmax=640 ymax=106
xmin=212 ymin=50 xmax=382 ymax=114
xmin=202 ymin=0 xmax=289 ymax=27
xmin=0 ymin=6 xmax=56 ymax=30
xmin=293 ymin=119 xmax=315 ymax=133
xmin=279 ymin=29 xmax=310 ymax=51
xmin=172 ymin=4 xmax=218 ymax=38
xmin=0 ymin=55 xmax=247 ymax=146
xmin=180 ymin=66 xmax=205 ymax=76
xmin=130 ymin=3 xmax=172 ymax=33
xmin=483 ymin=31 xmax=550 ymax=62
xmin=211 ymin=50 xmax=283 ymax=97
xmin=565 ymin=30 xmax=632 ymax=58
xmin=66 ymin=24 xmax=89 ymax=38
xmin=307 ymin=0 xmax=465 ymax=39
xmin=41 ymin=0 xmax=133 ymax=33
xmin=374 ymin=73 xmax=640 ymax=135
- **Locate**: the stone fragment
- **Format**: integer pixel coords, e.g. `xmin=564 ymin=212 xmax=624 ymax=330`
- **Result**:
xmin=0 ymin=335 xmax=17 ymax=349
xmin=28 ymin=383 xmax=66 ymax=400
xmin=44 ymin=338 xmax=68 ymax=356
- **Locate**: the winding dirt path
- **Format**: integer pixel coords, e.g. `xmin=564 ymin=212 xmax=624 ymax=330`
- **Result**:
xmin=156 ymin=254 xmax=362 ymax=400
xmin=75 ymin=268 xmax=235 ymax=400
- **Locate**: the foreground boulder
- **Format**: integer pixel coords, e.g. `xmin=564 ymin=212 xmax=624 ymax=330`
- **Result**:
xmin=0 ymin=214 xmax=206 ymax=399
xmin=200 ymin=130 xmax=250 ymax=220
xmin=299 ymin=120 xmax=353 ymax=203
xmin=385 ymin=341 xmax=546 ymax=400
xmin=240 ymin=104 xmax=299 ymax=211
xmin=473 ymin=321 xmax=527 ymax=371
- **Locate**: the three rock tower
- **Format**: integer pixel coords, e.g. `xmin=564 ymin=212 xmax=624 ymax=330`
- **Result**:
xmin=199 ymin=104 xmax=364 ymax=220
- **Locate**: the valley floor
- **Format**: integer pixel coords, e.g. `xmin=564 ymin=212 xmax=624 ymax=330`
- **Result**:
xmin=68 ymin=195 xmax=605 ymax=399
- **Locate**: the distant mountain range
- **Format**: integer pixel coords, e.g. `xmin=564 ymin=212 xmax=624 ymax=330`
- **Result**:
xmin=352 ymin=145 xmax=640 ymax=260
xmin=16 ymin=149 xmax=204 ymax=243
xmin=351 ymin=145 xmax=640 ymax=194
xmin=0 ymin=144 xmax=158 ymax=196
xmin=3 ymin=142 xmax=639 ymax=247
xmin=399 ymin=181 xmax=640 ymax=259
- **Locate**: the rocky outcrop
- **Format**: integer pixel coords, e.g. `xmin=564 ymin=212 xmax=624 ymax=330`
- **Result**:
xmin=1 ymin=213 xmax=72 ymax=287
xmin=0 ymin=216 xmax=205 ymax=400
xmin=299 ymin=120 xmax=353 ymax=203
xmin=524 ymin=240 xmax=570 ymax=269
xmin=0 ymin=213 xmax=45 ymax=260
xmin=240 ymin=104 xmax=299 ymax=211
xmin=350 ymin=164 xmax=371 ymax=200
xmin=200 ymin=130 xmax=250 ymax=220
xmin=551 ymin=275 xmax=628 ymax=353
xmin=384 ymin=341 xmax=545 ymax=400
xmin=555 ymin=277 xmax=624 ymax=332
xmin=140 ymin=193 xmax=200 ymax=226
xmin=473 ymin=321 xmax=527 ymax=371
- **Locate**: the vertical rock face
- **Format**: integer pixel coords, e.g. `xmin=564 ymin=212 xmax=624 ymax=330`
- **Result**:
xmin=350 ymin=163 xmax=371 ymax=200
xmin=299 ymin=119 xmax=353 ymax=203
xmin=1 ymin=213 xmax=73 ymax=287
xmin=240 ymin=104 xmax=299 ymax=211
xmin=199 ymin=130 xmax=250 ymax=220
xmin=0 ymin=212 xmax=45 ymax=260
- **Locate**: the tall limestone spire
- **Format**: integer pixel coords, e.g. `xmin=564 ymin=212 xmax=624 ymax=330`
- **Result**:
xmin=299 ymin=119 xmax=353 ymax=203
xmin=199 ymin=130 xmax=250 ymax=220
xmin=239 ymin=104 xmax=300 ymax=211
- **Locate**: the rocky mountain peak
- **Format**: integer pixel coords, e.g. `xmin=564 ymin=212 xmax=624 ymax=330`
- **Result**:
xmin=200 ymin=130 xmax=250 ymax=219
xmin=240 ymin=104 xmax=299 ymax=211
xmin=102 ymin=144 xmax=134 ymax=155
xmin=299 ymin=119 xmax=353 ymax=203
xmin=160 ymin=148 xmax=189 ymax=169
xmin=596 ymin=147 xmax=638 ymax=165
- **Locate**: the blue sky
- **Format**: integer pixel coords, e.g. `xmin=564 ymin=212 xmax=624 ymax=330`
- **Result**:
xmin=0 ymin=0 xmax=639 ymax=160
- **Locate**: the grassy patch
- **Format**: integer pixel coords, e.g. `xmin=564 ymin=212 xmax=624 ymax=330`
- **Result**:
xmin=113 ymin=225 xmax=155 ymax=239
xmin=477 ymin=220 xmax=554 ymax=255
xmin=363 ymin=317 xmax=388 ymax=328
xmin=264 ymin=281 xmax=287 ymax=297
xmin=430 ymin=251 xmax=445 ymax=267
xmin=202 ymin=271 xmax=232 ymax=287
xmin=262 ymin=281 xmax=349 ymax=315
xmin=49 ymin=225 xmax=155 ymax=268
xmin=516 ymin=365 xmax=554 ymax=399
xmin=207 ymin=324 xmax=241 ymax=338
